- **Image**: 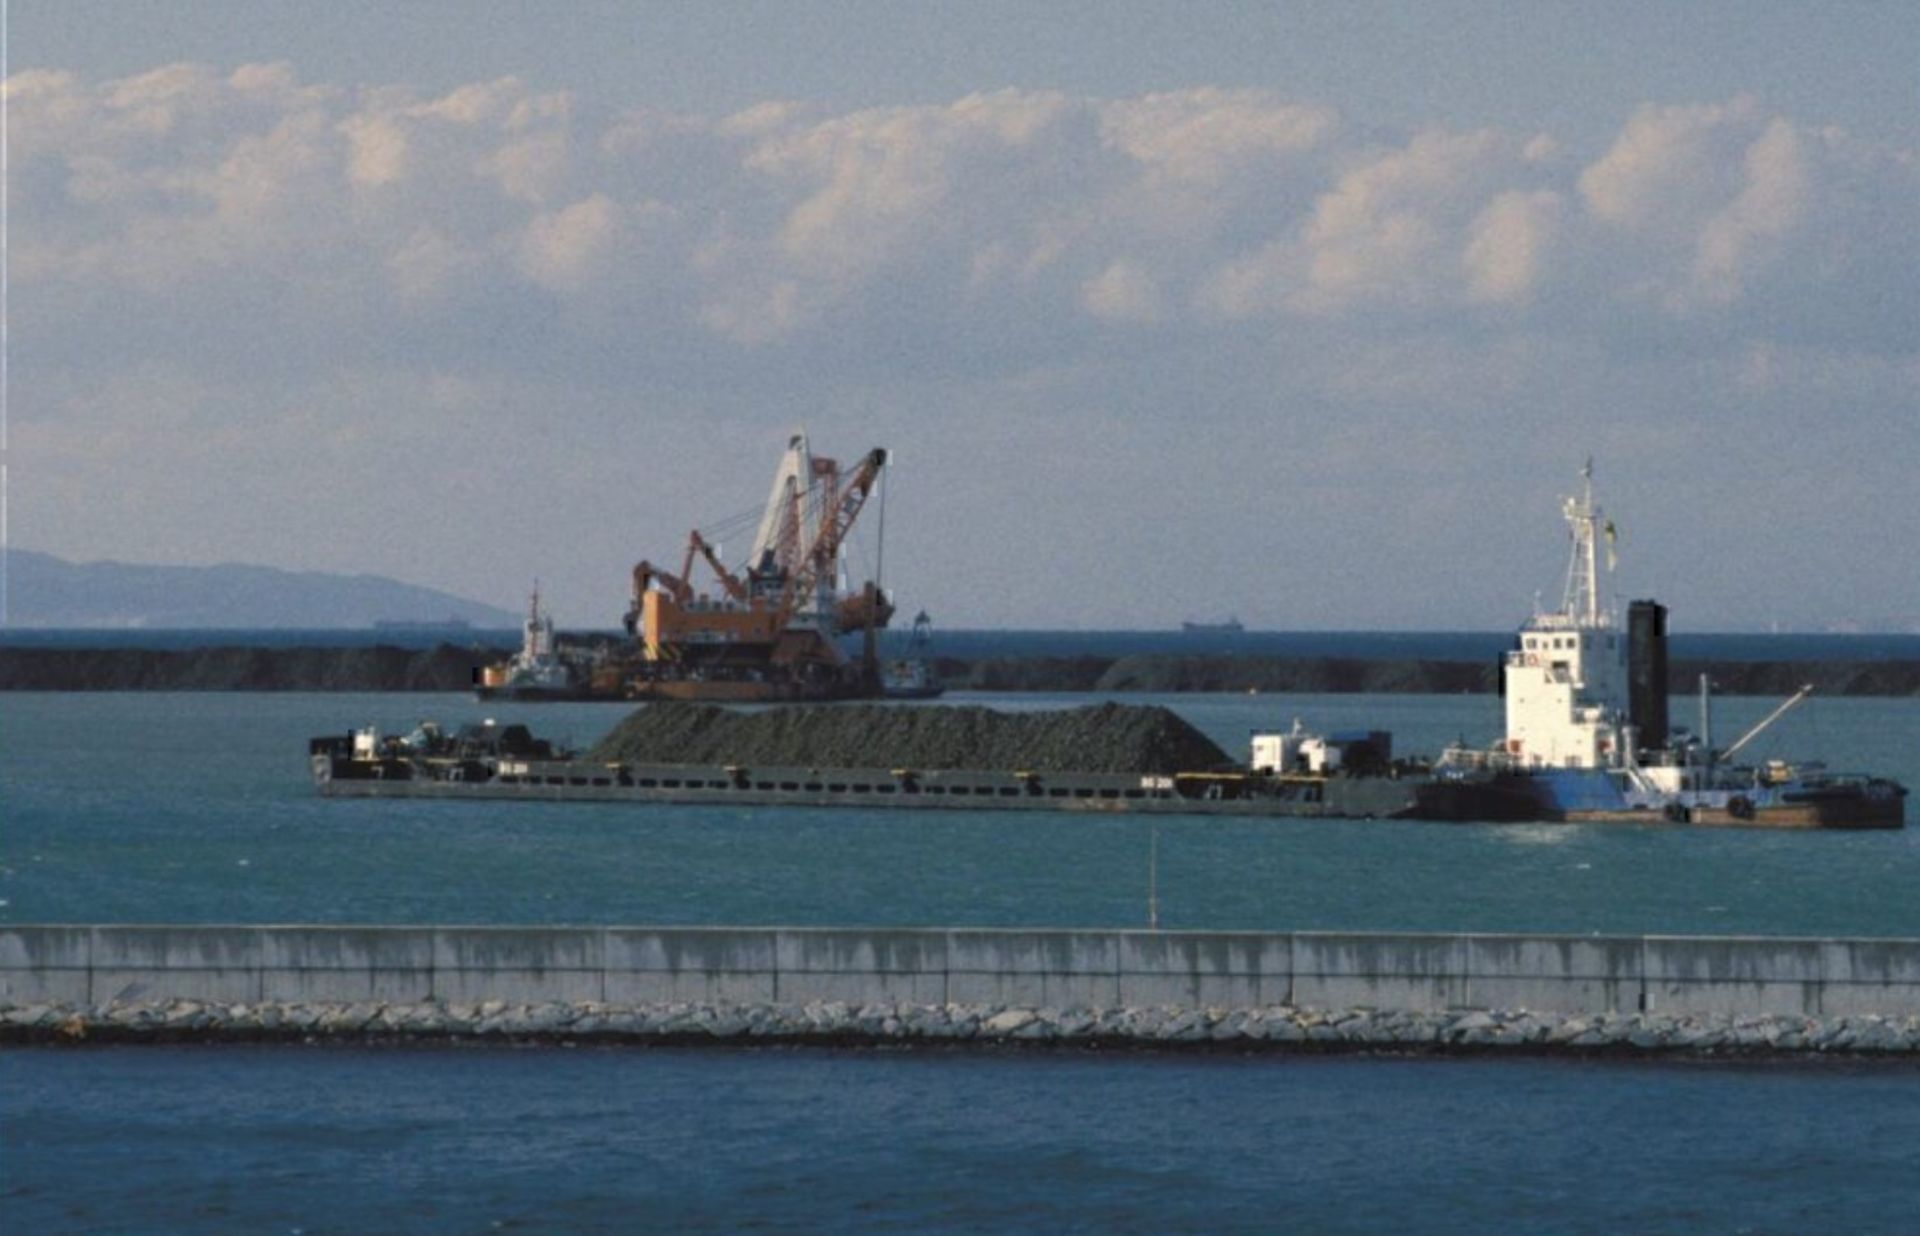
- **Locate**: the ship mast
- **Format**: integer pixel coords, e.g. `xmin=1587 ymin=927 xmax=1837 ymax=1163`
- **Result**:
xmin=1500 ymin=460 xmax=1630 ymax=770
xmin=524 ymin=580 xmax=552 ymax=660
xmin=1559 ymin=458 xmax=1605 ymax=628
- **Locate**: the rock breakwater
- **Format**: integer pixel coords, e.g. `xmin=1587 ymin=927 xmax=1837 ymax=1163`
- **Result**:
xmin=10 ymin=999 xmax=1920 ymax=1056
xmin=0 ymin=643 xmax=499 ymax=691
xmin=947 ymin=655 xmax=1920 ymax=697
xmin=4 ymin=646 xmax=1917 ymax=696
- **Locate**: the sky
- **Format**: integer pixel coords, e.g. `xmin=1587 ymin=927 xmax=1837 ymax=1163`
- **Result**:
xmin=6 ymin=2 xmax=1918 ymax=631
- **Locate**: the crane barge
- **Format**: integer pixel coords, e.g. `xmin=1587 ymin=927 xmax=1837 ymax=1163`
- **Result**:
xmin=616 ymin=433 xmax=895 ymax=702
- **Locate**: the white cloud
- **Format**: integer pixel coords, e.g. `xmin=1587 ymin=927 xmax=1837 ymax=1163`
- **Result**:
xmin=518 ymin=193 xmax=621 ymax=291
xmin=1296 ymin=129 xmax=1518 ymax=311
xmin=1691 ymin=118 xmax=1809 ymax=304
xmin=717 ymin=99 xmax=811 ymax=138
xmin=745 ymin=90 xmax=1080 ymax=285
xmin=20 ymin=68 xmax=1910 ymax=348
xmin=9 ymin=65 xmax=1917 ymax=625
xmin=1578 ymin=96 xmax=1761 ymax=230
xmin=1094 ymin=91 xmax=1339 ymax=260
xmin=696 ymin=277 xmax=802 ymax=346
xmin=340 ymin=111 xmax=408 ymax=187
xmin=1081 ymin=260 xmax=1160 ymax=322
xmin=482 ymin=129 xmax=573 ymax=203
xmin=418 ymin=77 xmax=527 ymax=126
xmin=103 ymin=61 xmax=225 ymax=134
xmin=1201 ymin=127 xmax=1546 ymax=316
xmin=1574 ymin=99 xmax=1920 ymax=316
xmin=1100 ymin=89 xmax=1336 ymax=186
xmin=388 ymin=226 xmax=479 ymax=301
xmin=1463 ymin=189 xmax=1563 ymax=304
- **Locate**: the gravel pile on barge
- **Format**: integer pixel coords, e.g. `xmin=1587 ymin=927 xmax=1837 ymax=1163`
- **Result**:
xmin=586 ymin=701 xmax=1231 ymax=774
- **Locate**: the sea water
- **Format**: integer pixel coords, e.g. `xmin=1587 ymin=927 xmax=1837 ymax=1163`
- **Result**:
xmin=6 ymin=1047 xmax=1920 ymax=1234
xmin=5 ymin=688 xmax=1919 ymax=1233
xmin=2 ymin=690 xmax=1916 ymax=934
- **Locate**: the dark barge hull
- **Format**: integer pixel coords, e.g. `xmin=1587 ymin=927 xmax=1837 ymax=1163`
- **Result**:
xmin=473 ymin=685 xmax=618 ymax=702
xmin=1681 ymin=797 xmax=1903 ymax=829
xmin=1410 ymin=776 xmax=1548 ymax=823
xmin=309 ymin=742 xmax=1901 ymax=829
xmin=311 ymin=755 xmax=1424 ymax=819
xmin=1415 ymin=772 xmax=1903 ymax=830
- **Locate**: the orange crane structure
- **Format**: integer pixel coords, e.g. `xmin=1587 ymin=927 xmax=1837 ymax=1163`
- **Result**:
xmin=617 ymin=433 xmax=896 ymax=701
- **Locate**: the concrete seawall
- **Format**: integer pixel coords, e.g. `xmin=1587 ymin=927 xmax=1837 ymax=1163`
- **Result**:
xmin=9 ymin=925 xmax=1920 ymax=1019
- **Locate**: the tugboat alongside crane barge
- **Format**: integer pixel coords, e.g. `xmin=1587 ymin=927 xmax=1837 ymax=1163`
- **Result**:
xmin=474 ymin=585 xmax=605 ymax=702
xmin=616 ymin=433 xmax=896 ymax=703
xmin=472 ymin=432 xmax=904 ymax=703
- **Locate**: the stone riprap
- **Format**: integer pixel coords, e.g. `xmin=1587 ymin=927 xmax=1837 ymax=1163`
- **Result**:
xmin=7 ymin=999 xmax=1920 ymax=1055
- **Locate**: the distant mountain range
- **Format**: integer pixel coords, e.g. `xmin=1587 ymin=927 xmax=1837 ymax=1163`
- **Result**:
xmin=0 ymin=549 xmax=518 ymax=629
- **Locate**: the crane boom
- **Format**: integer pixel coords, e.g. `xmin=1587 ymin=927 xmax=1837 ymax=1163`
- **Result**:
xmin=776 ymin=447 xmax=888 ymax=627
xmin=618 ymin=435 xmax=895 ymax=694
xmin=624 ymin=559 xmax=691 ymax=636
xmin=1718 ymin=684 xmax=1815 ymax=763
xmin=687 ymin=531 xmax=750 ymax=603
xmin=632 ymin=560 xmax=690 ymax=603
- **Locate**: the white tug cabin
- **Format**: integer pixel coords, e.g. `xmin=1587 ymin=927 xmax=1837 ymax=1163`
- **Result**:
xmin=500 ymin=585 xmax=572 ymax=690
xmin=1501 ymin=465 xmax=1633 ymax=771
xmin=1251 ymin=719 xmax=1343 ymax=774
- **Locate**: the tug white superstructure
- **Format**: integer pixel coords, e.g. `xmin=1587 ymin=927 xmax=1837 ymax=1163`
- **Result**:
xmin=475 ymin=585 xmax=582 ymax=698
xmin=1426 ymin=463 xmax=1904 ymax=827
xmin=1502 ymin=463 xmax=1631 ymax=771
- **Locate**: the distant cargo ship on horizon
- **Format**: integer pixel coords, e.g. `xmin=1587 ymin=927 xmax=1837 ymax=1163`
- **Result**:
xmin=1180 ymin=617 xmax=1244 ymax=635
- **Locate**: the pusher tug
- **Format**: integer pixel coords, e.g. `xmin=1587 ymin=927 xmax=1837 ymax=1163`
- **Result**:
xmin=474 ymin=584 xmax=602 ymax=701
xmin=1419 ymin=465 xmax=1904 ymax=827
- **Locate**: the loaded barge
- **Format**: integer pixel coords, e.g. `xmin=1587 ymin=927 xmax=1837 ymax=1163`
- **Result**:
xmin=310 ymin=719 xmax=1425 ymax=819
